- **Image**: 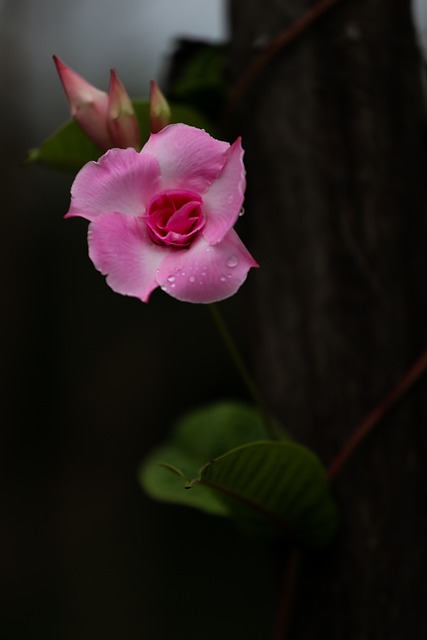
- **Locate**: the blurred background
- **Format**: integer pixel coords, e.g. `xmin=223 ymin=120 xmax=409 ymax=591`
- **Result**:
xmin=1 ymin=1 xmax=426 ymax=639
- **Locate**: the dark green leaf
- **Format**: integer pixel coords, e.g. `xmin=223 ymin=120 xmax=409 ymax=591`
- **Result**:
xmin=168 ymin=43 xmax=228 ymax=119
xmin=198 ymin=441 xmax=338 ymax=546
xmin=140 ymin=401 xmax=273 ymax=516
xmin=27 ymin=121 xmax=102 ymax=172
xmin=139 ymin=402 xmax=337 ymax=545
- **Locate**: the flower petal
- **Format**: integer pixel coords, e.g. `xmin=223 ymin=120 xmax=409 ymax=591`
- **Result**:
xmin=66 ymin=148 xmax=161 ymax=221
xmin=88 ymin=213 xmax=165 ymax=302
xmin=202 ymin=137 xmax=246 ymax=245
xmin=156 ymin=229 xmax=258 ymax=303
xmin=143 ymin=124 xmax=229 ymax=194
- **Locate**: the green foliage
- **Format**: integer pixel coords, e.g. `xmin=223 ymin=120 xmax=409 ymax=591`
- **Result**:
xmin=140 ymin=402 xmax=270 ymax=516
xmin=168 ymin=43 xmax=229 ymax=120
xmin=27 ymin=100 xmax=216 ymax=172
xmin=140 ymin=401 xmax=338 ymax=546
xmin=198 ymin=441 xmax=338 ymax=545
xmin=27 ymin=121 xmax=101 ymax=172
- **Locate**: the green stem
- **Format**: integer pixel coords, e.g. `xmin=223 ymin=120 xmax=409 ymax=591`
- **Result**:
xmin=208 ymin=303 xmax=280 ymax=439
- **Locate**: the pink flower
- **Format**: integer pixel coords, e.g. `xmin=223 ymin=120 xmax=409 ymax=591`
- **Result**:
xmin=53 ymin=55 xmax=140 ymax=150
xmin=66 ymin=123 xmax=258 ymax=303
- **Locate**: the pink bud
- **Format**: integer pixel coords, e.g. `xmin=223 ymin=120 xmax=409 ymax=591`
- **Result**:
xmin=107 ymin=70 xmax=141 ymax=150
xmin=53 ymin=55 xmax=114 ymax=150
xmin=149 ymin=81 xmax=171 ymax=133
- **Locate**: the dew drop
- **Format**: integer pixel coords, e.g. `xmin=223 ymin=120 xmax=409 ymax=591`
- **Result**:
xmin=170 ymin=283 xmax=176 ymax=288
xmin=239 ymin=207 xmax=245 ymax=217
xmin=220 ymin=275 xmax=227 ymax=282
xmin=167 ymin=275 xmax=176 ymax=283
xmin=181 ymin=271 xmax=186 ymax=277
xmin=226 ymin=255 xmax=238 ymax=268
xmin=201 ymin=271 xmax=206 ymax=277
xmin=189 ymin=275 xmax=196 ymax=283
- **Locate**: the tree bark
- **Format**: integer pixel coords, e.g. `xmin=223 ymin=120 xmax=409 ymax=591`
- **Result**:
xmin=229 ymin=1 xmax=427 ymax=638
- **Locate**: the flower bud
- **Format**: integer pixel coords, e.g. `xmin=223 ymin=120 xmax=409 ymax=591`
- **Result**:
xmin=149 ymin=81 xmax=171 ymax=133
xmin=107 ymin=69 xmax=141 ymax=150
xmin=53 ymin=55 xmax=114 ymax=150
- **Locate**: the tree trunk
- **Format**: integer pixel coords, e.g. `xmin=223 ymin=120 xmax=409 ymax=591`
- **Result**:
xmin=229 ymin=1 xmax=427 ymax=637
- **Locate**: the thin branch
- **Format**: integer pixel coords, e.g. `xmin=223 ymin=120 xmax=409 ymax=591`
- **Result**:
xmin=273 ymin=548 xmax=300 ymax=640
xmin=223 ymin=0 xmax=340 ymax=121
xmin=327 ymin=345 xmax=427 ymax=480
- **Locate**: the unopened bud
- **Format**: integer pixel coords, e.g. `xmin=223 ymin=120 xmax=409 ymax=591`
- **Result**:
xmin=108 ymin=70 xmax=141 ymax=149
xmin=149 ymin=81 xmax=171 ymax=133
xmin=53 ymin=55 xmax=114 ymax=150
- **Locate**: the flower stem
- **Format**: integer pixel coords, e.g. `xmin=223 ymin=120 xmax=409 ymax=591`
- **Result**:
xmin=273 ymin=547 xmax=300 ymax=640
xmin=208 ymin=303 xmax=280 ymax=439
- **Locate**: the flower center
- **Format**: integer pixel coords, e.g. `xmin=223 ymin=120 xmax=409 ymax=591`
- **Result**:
xmin=145 ymin=190 xmax=205 ymax=248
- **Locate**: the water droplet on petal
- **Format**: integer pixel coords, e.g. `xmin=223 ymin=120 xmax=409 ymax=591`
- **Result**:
xmin=167 ymin=275 xmax=175 ymax=283
xmin=239 ymin=207 xmax=245 ymax=217
xmin=170 ymin=283 xmax=176 ymax=288
xmin=181 ymin=271 xmax=186 ymax=277
xmin=226 ymin=255 xmax=238 ymax=268
xmin=201 ymin=271 xmax=206 ymax=277
xmin=220 ymin=275 xmax=227 ymax=282
xmin=189 ymin=275 xmax=196 ymax=283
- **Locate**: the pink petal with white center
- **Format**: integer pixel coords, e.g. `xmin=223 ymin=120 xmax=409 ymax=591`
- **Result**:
xmin=88 ymin=212 xmax=165 ymax=302
xmin=202 ymin=137 xmax=246 ymax=245
xmin=66 ymin=148 xmax=161 ymax=221
xmin=156 ymin=229 xmax=258 ymax=303
xmin=143 ymin=124 xmax=229 ymax=194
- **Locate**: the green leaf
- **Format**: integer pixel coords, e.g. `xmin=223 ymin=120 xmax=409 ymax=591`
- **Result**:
xmin=27 ymin=121 xmax=102 ymax=172
xmin=168 ymin=43 xmax=228 ymax=120
xmin=140 ymin=401 xmax=272 ymax=516
xmin=27 ymin=100 xmax=217 ymax=172
xmin=139 ymin=402 xmax=337 ymax=546
xmin=198 ymin=442 xmax=338 ymax=546
xmin=169 ymin=102 xmax=219 ymax=135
